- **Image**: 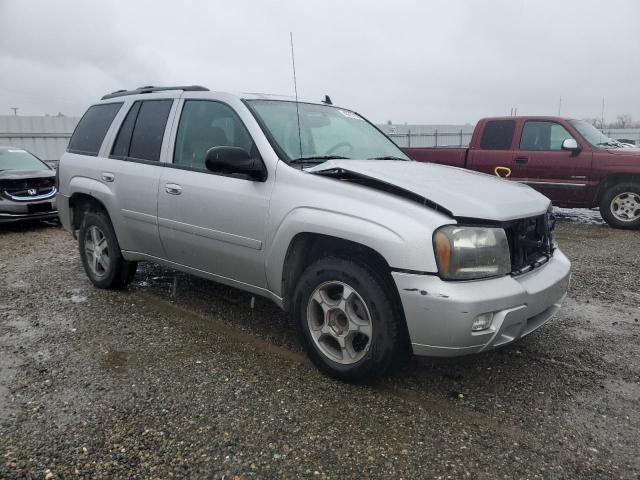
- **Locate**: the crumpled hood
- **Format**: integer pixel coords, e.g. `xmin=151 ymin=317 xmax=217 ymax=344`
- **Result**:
xmin=0 ymin=169 xmax=54 ymax=180
xmin=308 ymin=160 xmax=551 ymax=221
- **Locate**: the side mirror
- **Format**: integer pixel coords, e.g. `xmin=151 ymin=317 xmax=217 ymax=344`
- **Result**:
xmin=204 ymin=146 xmax=266 ymax=181
xmin=561 ymin=138 xmax=580 ymax=152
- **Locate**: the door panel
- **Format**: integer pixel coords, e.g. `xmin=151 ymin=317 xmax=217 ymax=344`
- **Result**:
xmin=157 ymin=169 xmax=270 ymax=286
xmin=100 ymin=158 xmax=165 ymax=257
xmin=517 ymin=120 xmax=592 ymax=205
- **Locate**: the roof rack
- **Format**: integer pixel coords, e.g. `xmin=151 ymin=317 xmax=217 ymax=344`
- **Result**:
xmin=101 ymin=85 xmax=209 ymax=100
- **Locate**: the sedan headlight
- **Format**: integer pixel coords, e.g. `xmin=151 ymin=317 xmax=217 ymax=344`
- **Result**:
xmin=433 ymin=226 xmax=511 ymax=280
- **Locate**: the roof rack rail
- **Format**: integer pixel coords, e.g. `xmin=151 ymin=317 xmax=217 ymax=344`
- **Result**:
xmin=101 ymin=85 xmax=209 ymax=100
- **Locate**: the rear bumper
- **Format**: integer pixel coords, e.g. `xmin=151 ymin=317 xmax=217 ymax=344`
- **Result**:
xmin=393 ymin=249 xmax=571 ymax=357
xmin=55 ymin=193 xmax=73 ymax=233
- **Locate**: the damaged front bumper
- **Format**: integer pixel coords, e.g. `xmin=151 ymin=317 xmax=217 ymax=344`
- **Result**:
xmin=393 ymin=249 xmax=571 ymax=357
xmin=0 ymin=199 xmax=58 ymax=224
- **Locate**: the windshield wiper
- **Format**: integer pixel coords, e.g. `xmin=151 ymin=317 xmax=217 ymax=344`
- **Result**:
xmin=289 ymin=155 xmax=351 ymax=164
xmin=596 ymin=141 xmax=621 ymax=148
xmin=367 ymin=155 xmax=410 ymax=161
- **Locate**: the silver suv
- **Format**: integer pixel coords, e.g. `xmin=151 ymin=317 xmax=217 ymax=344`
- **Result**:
xmin=57 ymin=85 xmax=571 ymax=381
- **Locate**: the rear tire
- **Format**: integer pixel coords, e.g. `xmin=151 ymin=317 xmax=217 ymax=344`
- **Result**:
xmin=292 ymin=256 xmax=404 ymax=383
xmin=78 ymin=210 xmax=137 ymax=289
xmin=599 ymin=183 xmax=640 ymax=229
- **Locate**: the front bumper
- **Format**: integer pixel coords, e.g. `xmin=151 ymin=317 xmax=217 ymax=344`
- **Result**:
xmin=0 ymin=198 xmax=58 ymax=224
xmin=393 ymin=249 xmax=571 ymax=357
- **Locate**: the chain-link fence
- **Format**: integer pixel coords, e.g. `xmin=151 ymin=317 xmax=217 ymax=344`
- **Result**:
xmin=387 ymin=130 xmax=472 ymax=148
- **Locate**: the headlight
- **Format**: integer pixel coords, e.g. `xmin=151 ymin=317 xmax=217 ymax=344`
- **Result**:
xmin=433 ymin=226 xmax=511 ymax=280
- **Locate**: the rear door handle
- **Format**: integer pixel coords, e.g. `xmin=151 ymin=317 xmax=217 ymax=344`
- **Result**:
xmin=165 ymin=183 xmax=182 ymax=195
xmin=515 ymin=156 xmax=529 ymax=164
xmin=101 ymin=172 xmax=115 ymax=182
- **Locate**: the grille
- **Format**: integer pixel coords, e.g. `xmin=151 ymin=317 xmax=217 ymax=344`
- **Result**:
xmin=1 ymin=177 xmax=56 ymax=201
xmin=505 ymin=212 xmax=555 ymax=276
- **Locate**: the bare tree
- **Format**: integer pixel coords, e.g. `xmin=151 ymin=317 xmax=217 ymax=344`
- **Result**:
xmin=612 ymin=114 xmax=633 ymax=129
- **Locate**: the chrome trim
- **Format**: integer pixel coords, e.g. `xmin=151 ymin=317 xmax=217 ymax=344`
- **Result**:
xmin=4 ymin=186 xmax=57 ymax=202
xmin=0 ymin=210 xmax=58 ymax=218
xmin=523 ymin=181 xmax=586 ymax=188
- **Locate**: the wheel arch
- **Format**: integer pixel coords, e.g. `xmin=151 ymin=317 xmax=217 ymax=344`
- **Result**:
xmin=594 ymin=173 xmax=640 ymax=206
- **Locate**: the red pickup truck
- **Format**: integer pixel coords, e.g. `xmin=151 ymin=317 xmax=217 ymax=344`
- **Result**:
xmin=405 ymin=116 xmax=640 ymax=229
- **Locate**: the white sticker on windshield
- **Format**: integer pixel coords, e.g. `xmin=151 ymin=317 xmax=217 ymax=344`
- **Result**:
xmin=338 ymin=109 xmax=363 ymax=120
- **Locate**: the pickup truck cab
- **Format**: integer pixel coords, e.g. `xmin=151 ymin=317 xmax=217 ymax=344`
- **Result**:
xmin=406 ymin=116 xmax=640 ymax=229
xmin=57 ymin=87 xmax=570 ymax=381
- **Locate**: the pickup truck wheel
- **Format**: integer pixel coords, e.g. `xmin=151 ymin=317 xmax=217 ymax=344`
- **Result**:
xmin=600 ymin=183 xmax=640 ymax=229
xmin=78 ymin=210 xmax=137 ymax=289
xmin=293 ymin=257 xmax=402 ymax=382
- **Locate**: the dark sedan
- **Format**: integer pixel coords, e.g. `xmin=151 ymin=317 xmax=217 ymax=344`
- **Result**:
xmin=0 ymin=147 xmax=58 ymax=223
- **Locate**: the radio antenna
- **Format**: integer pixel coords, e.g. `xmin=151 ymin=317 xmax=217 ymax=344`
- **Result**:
xmin=290 ymin=32 xmax=303 ymax=158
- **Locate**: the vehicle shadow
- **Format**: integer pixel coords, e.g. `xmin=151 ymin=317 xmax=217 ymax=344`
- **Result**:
xmin=129 ymin=260 xmax=581 ymax=411
xmin=0 ymin=219 xmax=61 ymax=236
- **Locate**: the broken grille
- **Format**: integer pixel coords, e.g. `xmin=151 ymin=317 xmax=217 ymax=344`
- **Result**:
xmin=506 ymin=212 xmax=555 ymax=276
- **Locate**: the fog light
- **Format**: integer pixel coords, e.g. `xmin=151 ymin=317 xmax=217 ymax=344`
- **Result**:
xmin=472 ymin=312 xmax=494 ymax=331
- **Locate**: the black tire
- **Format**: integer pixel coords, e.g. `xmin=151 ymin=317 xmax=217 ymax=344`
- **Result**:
xmin=292 ymin=256 xmax=405 ymax=383
xmin=78 ymin=210 xmax=138 ymax=289
xmin=599 ymin=182 xmax=640 ymax=229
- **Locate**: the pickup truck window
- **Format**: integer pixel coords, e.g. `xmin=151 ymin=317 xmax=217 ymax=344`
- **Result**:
xmin=247 ymin=100 xmax=408 ymax=162
xmin=174 ymin=100 xmax=255 ymax=171
xmin=480 ymin=120 xmax=515 ymax=150
xmin=520 ymin=121 xmax=574 ymax=151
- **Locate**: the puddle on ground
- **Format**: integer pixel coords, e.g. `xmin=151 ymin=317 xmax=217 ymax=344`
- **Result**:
xmin=101 ymin=350 xmax=129 ymax=373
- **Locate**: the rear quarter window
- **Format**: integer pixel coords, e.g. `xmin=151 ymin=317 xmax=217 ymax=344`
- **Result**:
xmin=480 ymin=120 xmax=516 ymax=150
xmin=67 ymin=103 xmax=123 ymax=156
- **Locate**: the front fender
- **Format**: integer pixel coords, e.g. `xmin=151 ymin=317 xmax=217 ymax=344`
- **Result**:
xmin=265 ymin=207 xmax=433 ymax=296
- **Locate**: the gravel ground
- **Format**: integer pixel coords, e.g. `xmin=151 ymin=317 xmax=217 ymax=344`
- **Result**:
xmin=0 ymin=215 xmax=639 ymax=479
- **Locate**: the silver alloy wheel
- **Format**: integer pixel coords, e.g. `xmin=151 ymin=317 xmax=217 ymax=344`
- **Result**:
xmin=84 ymin=225 xmax=110 ymax=277
xmin=306 ymin=281 xmax=373 ymax=365
xmin=610 ymin=192 xmax=640 ymax=222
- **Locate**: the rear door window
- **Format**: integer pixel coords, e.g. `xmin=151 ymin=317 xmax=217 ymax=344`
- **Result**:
xmin=479 ymin=120 xmax=516 ymax=150
xmin=67 ymin=103 xmax=123 ymax=156
xmin=111 ymin=102 xmax=142 ymax=158
xmin=128 ymin=100 xmax=173 ymax=161
xmin=110 ymin=100 xmax=173 ymax=162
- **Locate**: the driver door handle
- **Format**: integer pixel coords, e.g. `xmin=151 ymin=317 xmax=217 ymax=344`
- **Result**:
xmin=165 ymin=183 xmax=182 ymax=195
xmin=515 ymin=156 xmax=529 ymax=164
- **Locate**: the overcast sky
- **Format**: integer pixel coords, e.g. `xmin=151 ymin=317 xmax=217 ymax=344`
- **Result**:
xmin=1 ymin=0 xmax=638 ymax=124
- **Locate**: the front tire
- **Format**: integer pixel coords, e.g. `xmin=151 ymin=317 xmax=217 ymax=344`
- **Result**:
xmin=293 ymin=256 xmax=404 ymax=382
xmin=78 ymin=210 xmax=137 ymax=289
xmin=599 ymin=183 xmax=640 ymax=229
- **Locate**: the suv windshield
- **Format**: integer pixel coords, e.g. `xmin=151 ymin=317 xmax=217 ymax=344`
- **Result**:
xmin=246 ymin=100 xmax=409 ymax=163
xmin=0 ymin=148 xmax=49 ymax=171
xmin=569 ymin=120 xmax=622 ymax=149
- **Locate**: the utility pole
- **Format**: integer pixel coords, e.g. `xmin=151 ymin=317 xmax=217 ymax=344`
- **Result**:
xmin=558 ymin=96 xmax=562 ymax=116
xmin=600 ymin=97 xmax=605 ymax=128
xmin=10 ymin=107 xmax=18 ymax=116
